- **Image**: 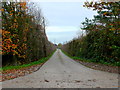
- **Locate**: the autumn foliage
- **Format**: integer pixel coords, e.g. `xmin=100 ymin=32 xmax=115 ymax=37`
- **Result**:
xmin=2 ymin=2 xmax=56 ymax=66
xmin=2 ymin=30 xmax=17 ymax=55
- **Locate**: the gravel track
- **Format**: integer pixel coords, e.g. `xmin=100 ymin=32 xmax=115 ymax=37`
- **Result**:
xmin=2 ymin=49 xmax=118 ymax=88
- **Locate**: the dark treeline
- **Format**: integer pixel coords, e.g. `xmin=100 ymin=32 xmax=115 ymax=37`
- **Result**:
xmin=62 ymin=2 xmax=120 ymax=66
xmin=2 ymin=2 xmax=56 ymax=66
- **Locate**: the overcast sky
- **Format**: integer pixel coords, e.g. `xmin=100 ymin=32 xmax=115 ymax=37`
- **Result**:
xmin=35 ymin=2 xmax=97 ymax=44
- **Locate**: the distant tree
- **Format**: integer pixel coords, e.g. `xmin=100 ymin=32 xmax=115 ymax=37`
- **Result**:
xmin=58 ymin=43 xmax=62 ymax=49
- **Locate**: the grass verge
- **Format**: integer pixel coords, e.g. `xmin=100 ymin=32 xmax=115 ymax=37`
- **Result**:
xmin=0 ymin=50 xmax=56 ymax=71
xmin=61 ymin=49 xmax=120 ymax=66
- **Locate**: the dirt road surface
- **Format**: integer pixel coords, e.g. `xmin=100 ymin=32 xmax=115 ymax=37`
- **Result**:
xmin=2 ymin=49 xmax=118 ymax=88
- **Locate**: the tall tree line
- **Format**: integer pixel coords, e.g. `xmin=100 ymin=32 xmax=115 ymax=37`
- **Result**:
xmin=62 ymin=1 xmax=120 ymax=66
xmin=2 ymin=2 xmax=56 ymax=66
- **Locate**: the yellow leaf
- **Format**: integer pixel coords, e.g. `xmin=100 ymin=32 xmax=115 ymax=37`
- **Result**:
xmin=9 ymin=13 xmax=13 ymax=16
xmin=0 ymin=9 xmax=4 ymax=12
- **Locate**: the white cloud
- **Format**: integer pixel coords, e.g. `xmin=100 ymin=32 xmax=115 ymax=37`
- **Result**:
xmin=46 ymin=26 xmax=79 ymax=33
xmin=45 ymin=26 xmax=83 ymax=44
xmin=34 ymin=2 xmax=97 ymax=44
xmin=30 ymin=0 xmax=99 ymax=2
